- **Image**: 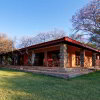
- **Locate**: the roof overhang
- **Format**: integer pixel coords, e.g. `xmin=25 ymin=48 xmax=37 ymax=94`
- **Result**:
xmin=0 ymin=37 xmax=100 ymax=55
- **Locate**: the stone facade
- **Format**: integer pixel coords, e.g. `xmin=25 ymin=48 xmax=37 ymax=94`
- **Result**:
xmin=92 ymin=53 xmax=96 ymax=67
xmin=32 ymin=51 xmax=35 ymax=65
xmin=60 ymin=44 xmax=68 ymax=67
xmin=80 ymin=49 xmax=85 ymax=67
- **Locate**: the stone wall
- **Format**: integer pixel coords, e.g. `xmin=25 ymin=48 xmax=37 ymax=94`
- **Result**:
xmin=80 ymin=49 xmax=85 ymax=67
xmin=92 ymin=53 xmax=96 ymax=67
xmin=60 ymin=44 xmax=68 ymax=67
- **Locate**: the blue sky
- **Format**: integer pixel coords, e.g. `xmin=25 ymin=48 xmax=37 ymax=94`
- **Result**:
xmin=0 ymin=0 xmax=89 ymax=39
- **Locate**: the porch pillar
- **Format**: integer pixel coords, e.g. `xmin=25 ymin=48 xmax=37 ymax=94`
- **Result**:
xmin=92 ymin=53 xmax=96 ymax=67
xmin=60 ymin=44 xmax=68 ymax=68
xmin=13 ymin=53 xmax=18 ymax=65
xmin=6 ymin=55 xmax=9 ymax=65
xmin=32 ymin=51 xmax=35 ymax=66
xmin=44 ymin=51 xmax=48 ymax=67
xmin=80 ymin=49 xmax=85 ymax=67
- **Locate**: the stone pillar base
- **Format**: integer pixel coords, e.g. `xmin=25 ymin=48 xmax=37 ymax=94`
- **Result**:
xmin=60 ymin=44 xmax=68 ymax=68
xmin=80 ymin=49 xmax=85 ymax=67
xmin=92 ymin=53 xmax=96 ymax=67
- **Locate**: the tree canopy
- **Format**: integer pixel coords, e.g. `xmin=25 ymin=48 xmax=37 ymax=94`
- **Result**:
xmin=72 ymin=0 xmax=100 ymax=48
xmin=0 ymin=33 xmax=14 ymax=54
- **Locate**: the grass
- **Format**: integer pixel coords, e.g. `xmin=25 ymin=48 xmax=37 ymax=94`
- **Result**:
xmin=0 ymin=68 xmax=100 ymax=100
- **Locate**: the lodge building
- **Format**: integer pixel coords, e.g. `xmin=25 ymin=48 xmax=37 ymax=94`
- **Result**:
xmin=0 ymin=37 xmax=100 ymax=68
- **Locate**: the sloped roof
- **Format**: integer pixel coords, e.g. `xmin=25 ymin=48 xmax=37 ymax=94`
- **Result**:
xmin=18 ymin=37 xmax=100 ymax=53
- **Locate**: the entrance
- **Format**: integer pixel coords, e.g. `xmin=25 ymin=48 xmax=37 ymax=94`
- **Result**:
xmin=34 ymin=52 xmax=44 ymax=66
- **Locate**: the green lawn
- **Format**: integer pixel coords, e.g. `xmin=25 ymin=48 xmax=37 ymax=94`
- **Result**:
xmin=0 ymin=68 xmax=100 ymax=100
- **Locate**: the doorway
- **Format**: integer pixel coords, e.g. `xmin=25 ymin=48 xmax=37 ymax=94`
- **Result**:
xmin=34 ymin=52 xmax=44 ymax=66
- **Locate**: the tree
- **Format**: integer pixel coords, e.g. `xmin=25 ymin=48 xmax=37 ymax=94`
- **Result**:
xmin=69 ymin=33 xmax=85 ymax=42
xmin=49 ymin=29 xmax=66 ymax=40
xmin=19 ymin=36 xmax=34 ymax=48
xmin=72 ymin=0 xmax=100 ymax=48
xmin=36 ymin=32 xmax=50 ymax=43
xmin=0 ymin=33 xmax=14 ymax=54
xmin=36 ymin=29 xmax=66 ymax=43
xmin=19 ymin=29 xmax=66 ymax=48
xmin=86 ymin=43 xmax=97 ymax=49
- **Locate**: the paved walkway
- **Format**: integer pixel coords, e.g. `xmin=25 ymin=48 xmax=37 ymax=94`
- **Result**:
xmin=2 ymin=66 xmax=94 ymax=79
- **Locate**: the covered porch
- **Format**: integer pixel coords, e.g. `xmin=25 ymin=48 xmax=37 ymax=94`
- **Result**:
xmin=21 ymin=43 xmax=100 ymax=68
xmin=29 ymin=44 xmax=61 ymax=67
xmin=0 ymin=43 xmax=100 ymax=68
